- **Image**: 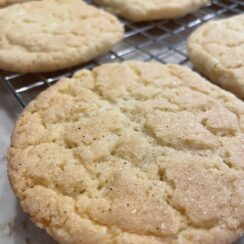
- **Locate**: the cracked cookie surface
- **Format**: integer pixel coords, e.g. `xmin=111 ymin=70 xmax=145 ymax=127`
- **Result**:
xmin=8 ymin=61 xmax=244 ymax=244
xmin=0 ymin=0 xmax=123 ymax=73
xmin=188 ymin=14 xmax=244 ymax=99
xmin=95 ymin=0 xmax=209 ymax=22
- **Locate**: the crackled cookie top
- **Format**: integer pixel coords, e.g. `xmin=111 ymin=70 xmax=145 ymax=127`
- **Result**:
xmin=188 ymin=14 xmax=244 ymax=99
xmin=8 ymin=62 xmax=244 ymax=244
xmin=0 ymin=0 xmax=123 ymax=73
xmin=95 ymin=0 xmax=209 ymax=22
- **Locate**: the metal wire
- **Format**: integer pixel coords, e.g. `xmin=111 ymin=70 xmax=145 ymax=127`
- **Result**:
xmin=0 ymin=0 xmax=243 ymax=107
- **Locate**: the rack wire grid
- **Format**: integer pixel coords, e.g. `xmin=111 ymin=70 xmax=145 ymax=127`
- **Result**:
xmin=0 ymin=0 xmax=243 ymax=108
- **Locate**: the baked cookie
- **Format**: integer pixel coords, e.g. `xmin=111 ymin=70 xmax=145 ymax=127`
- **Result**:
xmin=188 ymin=14 xmax=244 ymax=99
xmin=8 ymin=61 xmax=244 ymax=244
xmin=0 ymin=0 xmax=123 ymax=73
xmin=95 ymin=0 xmax=209 ymax=22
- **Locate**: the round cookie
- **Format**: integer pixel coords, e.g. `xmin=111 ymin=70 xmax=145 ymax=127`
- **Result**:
xmin=8 ymin=61 xmax=244 ymax=244
xmin=95 ymin=0 xmax=209 ymax=22
xmin=0 ymin=0 xmax=123 ymax=73
xmin=188 ymin=14 xmax=244 ymax=99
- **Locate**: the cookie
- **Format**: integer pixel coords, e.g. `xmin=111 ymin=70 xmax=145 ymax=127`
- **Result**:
xmin=8 ymin=61 xmax=244 ymax=244
xmin=188 ymin=14 xmax=244 ymax=99
xmin=0 ymin=0 xmax=123 ymax=73
xmin=95 ymin=0 xmax=209 ymax=22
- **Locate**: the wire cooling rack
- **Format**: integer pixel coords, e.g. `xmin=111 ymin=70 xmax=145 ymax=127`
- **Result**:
xmin=0 ymin=0 xmax=243 ymax=107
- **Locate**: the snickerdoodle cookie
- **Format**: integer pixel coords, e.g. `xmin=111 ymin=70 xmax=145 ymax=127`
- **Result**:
xmin=188 ymin=14 xmax=244 ymax=99
xmin=8 ymin=61 xmax=244 ymax=243
xmin=0 ymin=0 xmax=123 ymax=73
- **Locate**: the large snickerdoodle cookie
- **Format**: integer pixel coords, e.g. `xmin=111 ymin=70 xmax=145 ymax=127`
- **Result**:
xmin=8 ymin=61 xmax=244 ymax=243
